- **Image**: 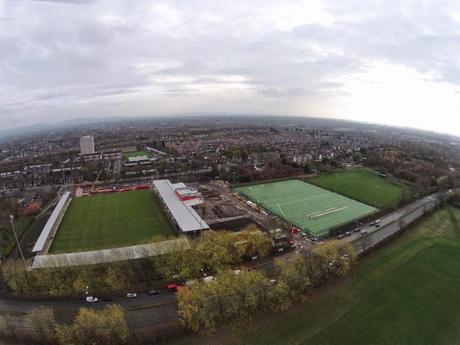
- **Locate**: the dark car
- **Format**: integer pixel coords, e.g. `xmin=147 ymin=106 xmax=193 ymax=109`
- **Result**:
xmin=345 ymin=231 xmax=351 ymax=237
xmin=148 ymin=288 xmax=162 ymax=295
xmin=354 ymin=228 xmax=361 ymax=233
xmin=102 ymin=296 xmax=114 ymax=302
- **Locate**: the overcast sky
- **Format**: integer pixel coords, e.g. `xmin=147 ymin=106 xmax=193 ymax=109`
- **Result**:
xmin=1 ymin=0 xmax=460 ymax=135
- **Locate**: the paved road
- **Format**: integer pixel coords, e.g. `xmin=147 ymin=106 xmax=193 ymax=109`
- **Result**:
xmin=0 ymin=292 xmax=178 ymax=332
xmin=348 ymin=193 xmax=441 ymax=253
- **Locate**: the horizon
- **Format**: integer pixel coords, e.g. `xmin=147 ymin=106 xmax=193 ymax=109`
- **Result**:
xmin=1 ymin=0 xmax=460 ymax=136
xmin=1 ymin=113 xmax=459 ymax=141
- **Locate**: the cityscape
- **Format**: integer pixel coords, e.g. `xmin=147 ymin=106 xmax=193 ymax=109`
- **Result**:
xmin=1 ymin=1 xmax=460 ymax=345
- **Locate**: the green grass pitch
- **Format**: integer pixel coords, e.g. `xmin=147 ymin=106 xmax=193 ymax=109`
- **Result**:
xmin=123 ymin=150 xmax=153 ymax=160
xmin=308 ymin=168 xmax=406 ymax=209
xmin=236 ymin=180 xmax=376 ymax=238
xmin=49 ymin=190 xmax=174 ymax=254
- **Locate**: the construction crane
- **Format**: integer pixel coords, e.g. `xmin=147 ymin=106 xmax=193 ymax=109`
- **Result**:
xmin=90 ymin=169 xmax=103 ymax=194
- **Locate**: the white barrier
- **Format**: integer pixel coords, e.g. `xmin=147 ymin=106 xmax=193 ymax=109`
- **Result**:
xmin=32 ymin=237 xmax=190 ymax=268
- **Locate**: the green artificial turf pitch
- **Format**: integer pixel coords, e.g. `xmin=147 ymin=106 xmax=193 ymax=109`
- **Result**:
xmin=49 ymin=190 xmax=173 ymax=253
xmin=171 ymin=207 xmax=460 ymax=345
xmin=236 ymin=180 xmax=376 ymax=238
xmin=308 ymin=168 xmax=406 ymax=209
xmin=122 ymin=150 xmax=153 ymax=160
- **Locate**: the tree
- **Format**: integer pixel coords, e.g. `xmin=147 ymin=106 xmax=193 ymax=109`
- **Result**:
xmin=0 ymin=260 xmax=29 ymax=294
xmin=313 ymin=240 xmax=356 ymax=278
xmin=275 ymin=253 xmax=311 ymax=299
xmin=234 ymin=231 xmax=272 ymax=260
xmin=303 ymin=162 xmax=315 ymax=174
xmin=437 ymin=175 xmax=449 ymax=191
xmin=158 ymin=248 xmax=204 ymax=280
xmin=177 ymin=269 xmax=282 ymax=334
xmin=27 ymin=308 xmax=58 ymax=344
xmin=104 ymin=266 xmax=126 ymax=291
xmin=195 ymin=232 xmax=238 ymax=270
xmin=352 ymin=152 xmax=363 ymax=163
xmin=57 ymin=305 xmax=128 ymax=345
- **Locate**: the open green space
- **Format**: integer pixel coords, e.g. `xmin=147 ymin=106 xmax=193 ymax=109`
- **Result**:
xmin=308 ymin=168 xmax=406 ymax=209
xmin=122 ymin=150 xmax=153 ymax=160
xmin=173 ymin=206 xmax=460 ymax=345
xmin=236 ymin=180 xmax=376 ymax=238
xmin=49 ymin=190 xmax=174 ymax=253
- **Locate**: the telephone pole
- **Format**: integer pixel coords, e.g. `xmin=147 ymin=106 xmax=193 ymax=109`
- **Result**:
xmin=9 ymin=215 xmax=26 ymax=264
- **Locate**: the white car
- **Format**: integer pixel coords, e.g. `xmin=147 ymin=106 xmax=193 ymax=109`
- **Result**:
xmin=85 ymin=296 xmax=98 ymax=303
xmin=126 ymin=292 xmax=137 ymax=299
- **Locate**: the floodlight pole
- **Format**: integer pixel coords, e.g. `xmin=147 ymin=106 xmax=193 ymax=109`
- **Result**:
xmin=335 ymin=173 xmax=338 ymax=192
xmin=9 ymin=215 xmax=26 ymax=264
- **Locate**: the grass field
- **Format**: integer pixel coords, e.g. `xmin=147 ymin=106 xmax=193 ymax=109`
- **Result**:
xmin=122 ymin=150 xmax=153 ymax=160
xmin=236 ymin=180 xmax=376 ymax=238
xmin=308 ymin=168 xmax=406 ymax=209
xmin=49 ymin=190 xmax=174 ymax=253
xmin=172 ymin=206 xmax=460 ymax=345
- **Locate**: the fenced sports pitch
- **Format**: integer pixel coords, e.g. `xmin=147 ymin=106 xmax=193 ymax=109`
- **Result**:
xmin=236 ymin=180 xmax=377 ymax=238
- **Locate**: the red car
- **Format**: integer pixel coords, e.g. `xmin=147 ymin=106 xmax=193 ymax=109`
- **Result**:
xmin=166 ymin=284 xmax=179 ymax=292
xmin=290 ymin=227 xmax=300 ymax=234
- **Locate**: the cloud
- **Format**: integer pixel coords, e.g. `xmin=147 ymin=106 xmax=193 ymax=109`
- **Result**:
xmin=0 ymin=0 xmax=460 ymax=134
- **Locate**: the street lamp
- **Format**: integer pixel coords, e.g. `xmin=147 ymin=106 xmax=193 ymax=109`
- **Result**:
xmin=9 ymin=215 xmax=26 ymax=264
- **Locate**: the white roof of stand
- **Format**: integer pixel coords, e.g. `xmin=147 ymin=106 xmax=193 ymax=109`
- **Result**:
xmin=153 ymin=180 xmax=208 ymax=232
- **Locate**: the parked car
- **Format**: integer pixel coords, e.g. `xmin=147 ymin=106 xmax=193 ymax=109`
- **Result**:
xmin=354 ymin=228 xmax=361 ymax=233
xmin=375 ymin=223 xmax=381 ymax=228
xmin=86 ymin=296 xmax=98 ymax=303
xmin=337 ymin=234 xmax=345 ymax=239
xmin=345 ymin=232 xmax=351 ymax=237
xmin=126 ymin=292 xmax=137 ymax=299
xmin=148 ymin=289 xmax=161 ymax=295
xmin=102 ymin=296 xmax=114 ymax=302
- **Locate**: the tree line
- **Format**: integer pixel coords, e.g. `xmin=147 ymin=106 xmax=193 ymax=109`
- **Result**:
xmin=0 ymin=229 xmax=272 ymax=298
xmin=177 ymin=240 xmax=356 ymax=334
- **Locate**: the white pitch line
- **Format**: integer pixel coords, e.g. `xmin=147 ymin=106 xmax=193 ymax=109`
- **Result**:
xmin=277 ymin=202 xmax=289 ymax=219
xmin=306 ymin=207 xmax=338 ymax=217
xmin=310 ymin=206 xmax=349 ymax=219
xmin=276 ymin=194 xmax=325 ymax=207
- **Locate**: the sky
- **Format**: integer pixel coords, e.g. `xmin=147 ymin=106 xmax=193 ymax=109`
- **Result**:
xmin=1 ymin=0 xmax=460 ymax=135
